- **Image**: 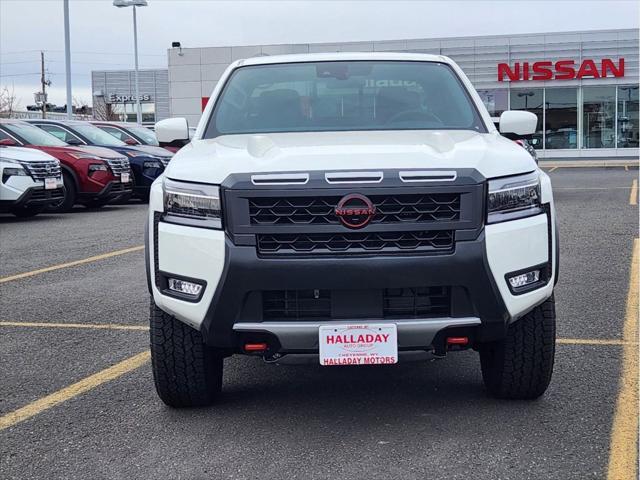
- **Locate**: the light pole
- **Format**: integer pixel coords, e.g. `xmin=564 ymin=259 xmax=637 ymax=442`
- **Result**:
xmin=63 ymin=0 xmax=72 ymax=119
xmin=113 ymin=0 xmax=148 ymax=124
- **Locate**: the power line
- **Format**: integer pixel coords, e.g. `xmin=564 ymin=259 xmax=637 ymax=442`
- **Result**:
xmin=0 ymin=72 xmax=41 ymax=77
xmin=1 ymin=49 xmax=165 ymax=57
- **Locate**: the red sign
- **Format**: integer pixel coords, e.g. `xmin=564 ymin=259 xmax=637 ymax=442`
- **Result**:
xmin=498 ymin=58 xmax=624 ymax=82
xmin=201 ymin=96 xmax=210 ymax=111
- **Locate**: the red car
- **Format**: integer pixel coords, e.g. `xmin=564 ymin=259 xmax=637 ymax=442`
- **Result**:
xmin=0 ymin=119 xmax=132 ymax=211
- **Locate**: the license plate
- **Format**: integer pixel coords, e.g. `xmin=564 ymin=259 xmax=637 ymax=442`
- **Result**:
xmin=44 ymin=177 xmax=57 ymax=190
xmin=319 ymin=323 xmax=398 ymax=366
xmin=121 ymin=172 xmax=130 ymax=183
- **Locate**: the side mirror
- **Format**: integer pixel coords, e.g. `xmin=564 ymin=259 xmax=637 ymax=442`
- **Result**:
xmin=124 ymin=138 xmax=138 ymax=145
xmin=155 ymin=118 xmax=189 ymax=147
xmin=66 ymin=138 xmax=82 ymax=146
xmin=499 ymin=111 xmax=538 ymax=139
xmin=0 ymin=138 xmax=17 ymax=146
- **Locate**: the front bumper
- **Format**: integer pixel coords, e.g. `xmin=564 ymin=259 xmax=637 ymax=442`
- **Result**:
xmin=149 ymin=213 xmax=554 ymax=351
xmin=79 ymin=179 xmax=132 ymax=202
xmin=0 ymin=185 xmax=64 ymax=211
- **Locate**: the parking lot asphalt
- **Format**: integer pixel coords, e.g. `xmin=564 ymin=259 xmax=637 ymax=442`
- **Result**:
xmin=0 ymin=166 xmax=638 ymax=480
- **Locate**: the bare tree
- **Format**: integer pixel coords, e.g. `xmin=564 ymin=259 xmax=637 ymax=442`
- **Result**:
xmin=0 ymin=85 xmax=20 ymax=117
xmin=92 ymin=97 xmax=119 ymax=121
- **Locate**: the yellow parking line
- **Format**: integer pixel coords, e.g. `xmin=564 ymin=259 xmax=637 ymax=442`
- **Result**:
xmin=556 ymin=338 xmax=637 ymax=346
xmin=0 ymin=321 xmax=149 ymax=331
xmin=0 ymin=351 xmax=150 ymax=432
xmin=548 ymin=166 xmax=558 ymax=173
xmin=607 ymin=238 xmax=639 ymax=480
xmin=625 ymin=165 xmax=629 ymax=172
xmin=629 ymin=179 xmax=638 ymax=206
xmin=0 ymin=246 xmax=144 ymax=284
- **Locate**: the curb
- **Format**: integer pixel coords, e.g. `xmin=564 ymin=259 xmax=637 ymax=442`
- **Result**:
xmin=539 ymin=159 xmax=639 ymax=168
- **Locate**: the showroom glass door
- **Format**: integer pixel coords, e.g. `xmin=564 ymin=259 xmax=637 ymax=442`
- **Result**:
xmin=510 ymin=88 xmax=544 ymax=150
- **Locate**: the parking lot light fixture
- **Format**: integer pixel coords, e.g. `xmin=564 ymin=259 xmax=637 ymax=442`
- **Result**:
xmin=113 ymin=0 xmax=148 ymax=125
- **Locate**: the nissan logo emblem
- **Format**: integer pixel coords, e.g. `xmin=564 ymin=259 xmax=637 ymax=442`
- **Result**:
xmin=335 ymin=193 xmax=376 ymax=229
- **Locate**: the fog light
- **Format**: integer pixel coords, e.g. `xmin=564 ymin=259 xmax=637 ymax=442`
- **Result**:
xmin=508 ymin=270 xmax=540 ymax=289
xmin=168 ymin=278 xmax=202 ymax=296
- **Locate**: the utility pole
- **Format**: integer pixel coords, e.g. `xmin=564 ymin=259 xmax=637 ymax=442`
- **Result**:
xmin=40 ymin=51 xmax=46 ymax=119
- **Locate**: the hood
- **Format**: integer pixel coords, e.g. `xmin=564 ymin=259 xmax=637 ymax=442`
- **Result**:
xmin=0 ymin=146 xmax=58 ymax=162
xmin=104 ymin=144 xmax=172 ymax=158
xmin=126 ymin=144 xmax=174 ymax=158
xmin=33 ymin=145 xmax=125 ymax=159
xmin=68 ymin=145 xmax=128 ymax=159
xmin=165 ymin=130 xmax=537 ymax=184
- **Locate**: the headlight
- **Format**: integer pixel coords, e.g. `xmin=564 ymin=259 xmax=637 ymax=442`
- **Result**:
xmin=2 ymin=166 xmax=29 ymax=183
xmin=143 ymin=160 xmax=163 ymax=169
xmin=163 ymin=178 xmax=222 ymax=229
xmin=487 ymin=171 xmax=542 ymax=224
xmin=88 ymin=163 xmax=108 ymax=175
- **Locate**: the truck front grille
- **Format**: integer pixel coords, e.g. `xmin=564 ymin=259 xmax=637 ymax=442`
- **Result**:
xmin=262 ymin=286 xmax=451 ymax=320
xmin=105 ymin=157 xmax=130 ymax=175
xmin=383 ymin=286 xmax=451 ymax=318
xmin=249 ymin=193 xmax=461 ymax=226
xmin=18 ymin=160 xmax=61 ymax=181
xmin=257 ymin=230 xmax=454 ymax=256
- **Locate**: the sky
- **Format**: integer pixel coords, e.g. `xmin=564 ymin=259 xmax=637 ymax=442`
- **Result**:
xmin=1 ymin=0 xmax=638 ymax=107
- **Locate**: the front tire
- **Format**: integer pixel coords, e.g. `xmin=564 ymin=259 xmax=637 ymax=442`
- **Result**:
xmin=149 ymin=299 xmax=223 ymax=407
xmin=47 ymin=171 xmax=76 ymax=213
xmin=480 ymin=295 xmax=556 ymax=400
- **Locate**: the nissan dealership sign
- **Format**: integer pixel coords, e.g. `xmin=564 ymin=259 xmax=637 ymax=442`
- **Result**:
xmin=497 ymin=58 xmax=625 ymax=81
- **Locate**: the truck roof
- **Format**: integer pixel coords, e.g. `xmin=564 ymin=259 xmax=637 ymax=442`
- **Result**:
xmin=237 ymin=51 xmax=450 ymax=67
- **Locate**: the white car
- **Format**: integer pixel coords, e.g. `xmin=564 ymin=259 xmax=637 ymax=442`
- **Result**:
xmin=0 ymin=146 xmax=64 ymax=217
xmin=147 ymin=53 xmax=558 ymax=407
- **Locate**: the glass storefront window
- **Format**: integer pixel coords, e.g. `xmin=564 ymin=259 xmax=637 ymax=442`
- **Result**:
xmin=510 ymin=88 xmax=543 ymax=149
xmin=545 ymin=88 xmax=577 ymax=149
xmin=477 ymin=89 xmax=508 ymax=117
xmin=111 ymin=103 xmax=156 ymax=123
xmin=618 ymin=85 xmax=639 ymax=148
xmin=583 ymin=86 xmax=616 ymax=148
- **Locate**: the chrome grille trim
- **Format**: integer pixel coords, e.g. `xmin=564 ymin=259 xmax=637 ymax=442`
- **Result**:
xmin=105 ymin=157 xmax=130 ymax=175
xmin=18 ymin=160 xmax=61 ymax=181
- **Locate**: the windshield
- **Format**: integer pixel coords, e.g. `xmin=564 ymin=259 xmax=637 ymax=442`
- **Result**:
xmin=73 ymin=124 xmax=126 ymax=146
xmin=5 ymin=122 xmax=67 ymax=147
xmin=206 ymin=61 xmax=486 ymax=137
xmin=127 ymin=125 xmax=159 ymax=145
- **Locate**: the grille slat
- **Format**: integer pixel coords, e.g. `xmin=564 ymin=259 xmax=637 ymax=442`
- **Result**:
xmin=28 ymin=187 xmax=64 ymax=200
xmin=249 ymin=193 xmax=461 ymax=226
xmin=257 ymin=230 xmax=454 ymax=256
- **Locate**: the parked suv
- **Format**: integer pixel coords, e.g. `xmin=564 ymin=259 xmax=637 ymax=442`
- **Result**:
xmin=0 ymin=119 xmax=131 ymax=211
xmin=26 ymin=119 xmax=172 ymax=200
xmin=147 ymin=53 xmax=558 ymax=407
xmin=0 ymin=146 xmax=64 ymax=217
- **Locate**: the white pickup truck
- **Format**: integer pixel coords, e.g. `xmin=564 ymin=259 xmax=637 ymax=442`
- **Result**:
xmin=148 ymin=52 xmax=558 ymax=407
xmin=0 ymin=146 xmax=64 ymax=217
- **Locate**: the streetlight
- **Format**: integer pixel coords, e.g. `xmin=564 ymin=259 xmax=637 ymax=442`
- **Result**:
xmin=113 ymin=0 xmax=148 ymax=125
